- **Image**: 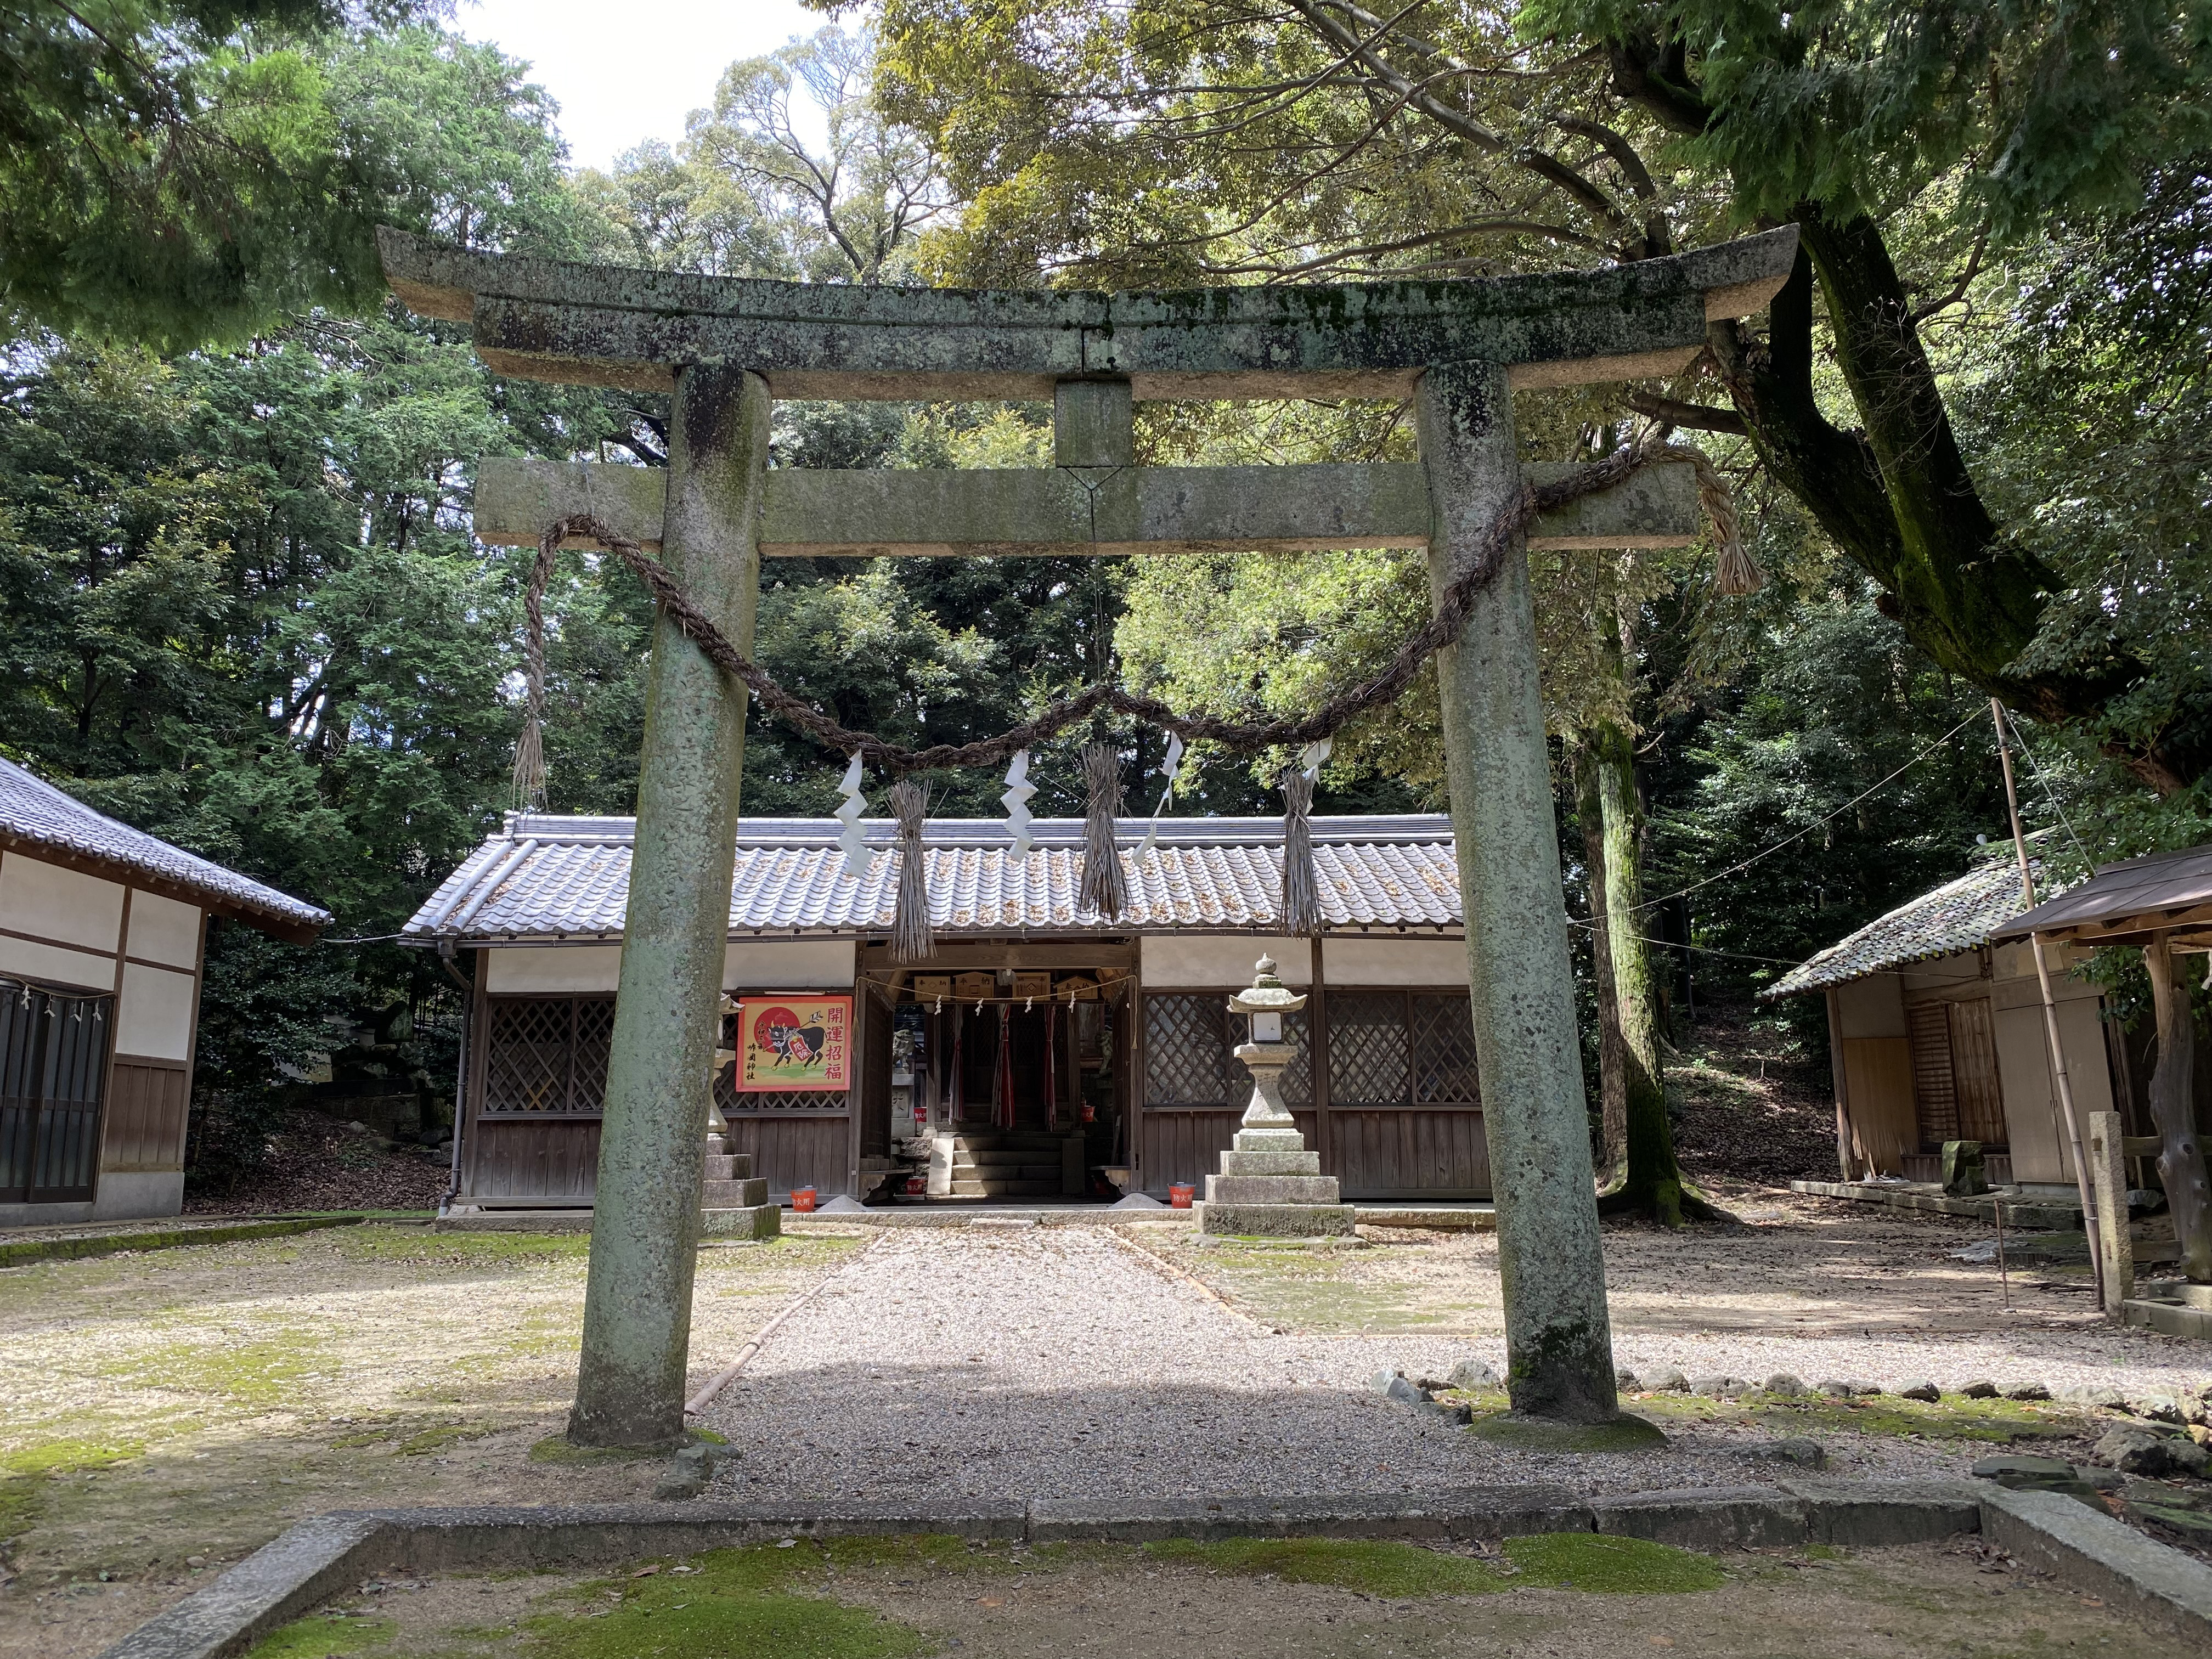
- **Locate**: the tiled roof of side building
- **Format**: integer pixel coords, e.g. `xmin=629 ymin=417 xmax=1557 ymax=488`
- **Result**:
xmin=1763 ymin=855 xmax=2050 ymax=998
xmin=0 ymin=758 xmax=331 ymax=940
xmin=1992 ymin=842 xmax=2212 ymax=944
xmin=406 ymin=814 xmax=1464 ymax=940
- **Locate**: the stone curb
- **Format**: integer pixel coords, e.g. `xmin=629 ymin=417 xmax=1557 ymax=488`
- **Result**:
xmin=95 ymin=1480 xmax=2212 ymax=1658
xmin=0 ymin=1215 xmax=364 ymax=1268
xmin=1980 ymin=1484 xmax=2212 ymax=1641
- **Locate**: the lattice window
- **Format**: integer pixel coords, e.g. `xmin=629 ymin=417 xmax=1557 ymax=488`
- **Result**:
xmin=482 ymin=997 xmax=613 ymax=1114
xmin=1146 ymin=994 xmax=1230 ymax=1107
xmin=1410 ymin=992 xmax=1480 ymax=1105
xmin=1143 ymin=992 xmax=1310 ymax=1110
xmin=569 ymin=999 xmax=616 ymax=1113
xmin=1328 ymin=992 xmax=1411 ymax=1107
xmin=1906 ymin=1002 xmax=1959 ymax=1146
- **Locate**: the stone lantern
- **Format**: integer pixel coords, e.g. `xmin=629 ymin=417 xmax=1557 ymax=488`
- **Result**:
xmin=1199 ymin=956 xmax=1356 ymax=1237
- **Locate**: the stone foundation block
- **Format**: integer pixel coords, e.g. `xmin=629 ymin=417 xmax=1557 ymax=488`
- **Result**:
xmin=701 ymin=1177 xmax=769 ymax=1208
xmin=1217 ymin=1149 xmax=1322 ymax=1176
xmin=702 ymin=1153 xmax=755 ymax=1182
xmin=1590 ymin=1486 xmax=1810 ymax=1550
xmin=1195 ymin=1201 xmax=1357 ymax=1238
xmin=1231 ymin=1128 xmax=1308 ymax=1153
xmin=700 ymin=1204 xmax=781 ymax=1240
xmin=1204 ymin=1174 xmax=1344 ymax=1205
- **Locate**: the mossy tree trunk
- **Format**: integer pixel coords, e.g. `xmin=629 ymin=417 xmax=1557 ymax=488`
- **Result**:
xmin=1580 ymin=618 xmax=1719 ymax=1227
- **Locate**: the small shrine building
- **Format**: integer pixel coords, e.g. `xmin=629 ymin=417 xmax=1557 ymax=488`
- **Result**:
xmin=408 ymin=811 xmax=1483 ymax=1211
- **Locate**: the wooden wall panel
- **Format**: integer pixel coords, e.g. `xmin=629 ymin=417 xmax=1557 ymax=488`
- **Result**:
xmin=728 ymin=1114 xmax=853 ymax=1200
xmin=1946 ymin=998 xmax=2008 ymax=1147
xmin=1839 ymin=1036 xmax=1915 ymax=1175
xmin=466 ymin=1118 xmax=602 ymax=1202
xmin=100 ymin=1057 xmax=188 ymax=1172
xmin=1142 ymin=1105 xmax=1487 ymax=1198
xmin=1332 ymin=1109 xmax=1489 ymax=1200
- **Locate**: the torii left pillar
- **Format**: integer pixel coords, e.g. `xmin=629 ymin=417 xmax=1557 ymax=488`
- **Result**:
xmin=568 ymin=365 xmax=769 ymax=1448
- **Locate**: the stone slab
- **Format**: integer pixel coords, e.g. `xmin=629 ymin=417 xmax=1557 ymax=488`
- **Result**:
xmin=1352 ymin=1206 xmax=1496 ymax=1231
xmin=1777 ymin=1479 xmax=1987 ymax=1547
xmin=2123 ymin=1296 xmax=2212 ymax=1342
xmin=699 ymin=1204 xmax=781 ymax=1240
xmin=1980 ymin=1483 xmax=2212 ymax=1642
xmin=701 ymin=1177 xmax=769 ymax=1208
xmin=433 ymin=1210 xmax=594 ymax=1233
xmin=1026 ymin=1488 xmax=1591 ymax=1543
xmin=1217 ymin=1150 xmax=1322 ymax=1176
xmin=1204 ymin=1174 xmax=1344 ymax=1205
xmin=1195 ymin=1201 xmax=1358 ymax=1238
xmin=1231 ymin=1128 xmax=1310 ymax=1153
xmin=476 ymin=458 xmax=1700 ymax=558
xmin=95 ymin=1514 xmax=391 ymax=1659
xmin=380 ymin=226 xmax=1798 ymax=401
xmin=1590 ymin=1486 xmax=1811 ymax=1551
xmin=94 ymin=1481 xmax=2091 ymax=1659
xmin=1790 ymin=1180 xmax=2079 ymax=1230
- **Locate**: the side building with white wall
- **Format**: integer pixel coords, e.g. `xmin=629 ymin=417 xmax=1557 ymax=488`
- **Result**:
xmin=0 ymin=759 xmax=331 ymax=1224
xmin=1765 ymin=852 xmax=2126 ymax=1190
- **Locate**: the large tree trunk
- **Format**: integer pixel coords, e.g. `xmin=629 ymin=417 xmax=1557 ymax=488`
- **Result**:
xmin=2145 ymin=934 xmax=2212 ymax=1283
xmin=1584 ymin=714 xmax=1706 ymax=1224
xmin=1606 ymin=35 xmax=2201 ymax=794
xmin=1574 ymin=740 xmax=1629 ymax=1187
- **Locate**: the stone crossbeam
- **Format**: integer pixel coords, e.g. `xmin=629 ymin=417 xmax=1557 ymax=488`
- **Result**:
xmin=379 ymin=226 xmax=1795 ymax=400
xmin=475 ymin=456 xmax=1700 ymax=557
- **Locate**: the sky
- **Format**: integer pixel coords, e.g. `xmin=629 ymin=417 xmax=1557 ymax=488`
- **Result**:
xmin=455 ymin=0 xmax=830 ymax=172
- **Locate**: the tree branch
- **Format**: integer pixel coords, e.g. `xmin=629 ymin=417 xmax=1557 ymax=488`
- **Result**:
xmin=1624 ymin=392 xmax=1746 ymax=435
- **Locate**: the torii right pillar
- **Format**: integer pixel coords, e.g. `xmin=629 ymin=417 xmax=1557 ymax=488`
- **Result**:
xmin=1419 ymin=361 xmax=1622 ymax=1427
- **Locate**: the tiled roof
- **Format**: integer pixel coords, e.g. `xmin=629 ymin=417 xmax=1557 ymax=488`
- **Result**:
xmin=0 ymin=758 xmax=331 ymax=938
xmin=1992 ymin=842 xmax=2212 ymax=945
xmin=405 ymin=814 xmax=1462 ymax=941
xmin=1764 ymin=856 xmax=2045 ymax=998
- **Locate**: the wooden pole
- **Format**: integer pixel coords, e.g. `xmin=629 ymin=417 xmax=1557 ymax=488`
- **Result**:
xmin=1989 ymin=698 xmax=2103 ymax=1304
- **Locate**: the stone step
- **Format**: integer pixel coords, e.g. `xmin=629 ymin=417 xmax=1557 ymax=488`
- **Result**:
xmin=1197 ymin=1200 xmax=1357 ymax=1238
xmin=702 ymin=1153 xmax=754 ymax=1181
xmin=701 ymin=1204 xmax=780 ymax=1240
xmin=703 ymin=1177 xmax=769 ymax=1208
xmin=1218 ymin=1150 xmax=1321 ymax=1177
xmin=949 ymin=1178 xmax=1063 ymax=1198
xmin=1205 ymin=1173 xmax=1342 ymax=1205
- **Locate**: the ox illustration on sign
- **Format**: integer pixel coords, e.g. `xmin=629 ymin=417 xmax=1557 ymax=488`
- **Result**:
xmin=733 ymin=995 xmax=851 ymax=1092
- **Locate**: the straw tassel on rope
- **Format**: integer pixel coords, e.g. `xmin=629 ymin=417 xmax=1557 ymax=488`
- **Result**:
xmin=1671 ymin=444 xmax=1763 ymax=596
xmin=889 ymin=777 xmax=935 ymax=963
xmin=1078 ymin=743 xmax=1128 ymax=922
xmin=1279 ymin=765 xmax=1320 ymax=935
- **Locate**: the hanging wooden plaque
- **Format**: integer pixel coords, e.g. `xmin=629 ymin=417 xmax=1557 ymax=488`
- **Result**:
xmin=955 ymin=971 xmax=996 ymax=1002
xmin=911 ymin=974 xmax=952 ymax=1001
xmin=1011 ymin=970 xmax=1052 ymax=1001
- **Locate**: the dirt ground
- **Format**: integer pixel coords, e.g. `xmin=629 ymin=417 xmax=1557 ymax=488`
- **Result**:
xmin=8 ymin=1201 xmax=2210 ymax=1658
xmin=0 ymin=1226 xmax=864 ymax=1658
xmin=233 ymin=1532 xmax=2188 ymax=1659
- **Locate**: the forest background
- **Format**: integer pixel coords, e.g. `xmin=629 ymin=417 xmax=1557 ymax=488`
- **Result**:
xmin=1 ymin=1 xmax=2205 ymax=1195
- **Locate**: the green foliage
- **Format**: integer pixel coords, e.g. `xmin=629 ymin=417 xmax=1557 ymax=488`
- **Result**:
xmin=1521 ymin=0 xmax=2212 ymax=238
xmin=0 ymin=8 xmax=599 ymax=347
xmin=1502 ymin=1531 xmax=1725 ymax=1593
xmin=240 ymin=1612 xmax=395 ymax=1658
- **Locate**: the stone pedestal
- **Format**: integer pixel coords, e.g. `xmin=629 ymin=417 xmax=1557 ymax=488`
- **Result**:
xmin=701 ymin=1144 xmax=779 ymax=1239
xmin=1200 ymin=1037 xmax=1355 ymax=1238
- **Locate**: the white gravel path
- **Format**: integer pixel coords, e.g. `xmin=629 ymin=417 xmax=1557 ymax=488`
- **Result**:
xmin=696 ymin=1227 xmax=2113 ymax=1503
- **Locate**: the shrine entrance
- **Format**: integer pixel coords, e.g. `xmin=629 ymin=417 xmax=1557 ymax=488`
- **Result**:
xmin=378 ymin=223 xmax=1797 ymax=1444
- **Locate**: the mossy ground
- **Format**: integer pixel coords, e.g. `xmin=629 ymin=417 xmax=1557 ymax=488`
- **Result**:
xmin=1622 ymin=1389 xmax=2095 ymax=1445
xmin=1464 ymin=1411 xmax=1671 ymax=1453
xmin=1144 ymin=1532 xmax=1720 ymax=1594
xmin=232 ymin=1534 xmax=2176 ymax=1659
xmin=0 ymin=1226 xmax=865 ymax=1657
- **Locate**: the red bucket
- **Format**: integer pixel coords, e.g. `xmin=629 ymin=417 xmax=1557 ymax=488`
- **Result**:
xmin=1169 ymin=1183 xmax=1195 ymax=1209
xmin=791 ymin=1187 xmax=818 ymax=1213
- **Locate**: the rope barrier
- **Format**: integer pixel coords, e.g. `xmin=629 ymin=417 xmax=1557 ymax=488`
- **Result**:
xmin=511 ymin=436 xmax=1678 ymax=796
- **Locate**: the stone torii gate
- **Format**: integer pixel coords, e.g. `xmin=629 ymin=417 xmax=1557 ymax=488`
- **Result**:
xmin=379 ymin=225 xmax=1796 ymax=1448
